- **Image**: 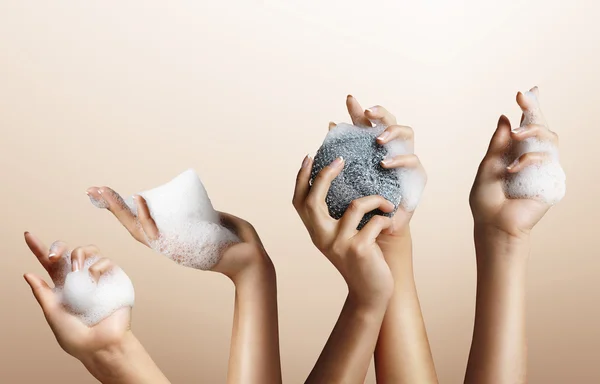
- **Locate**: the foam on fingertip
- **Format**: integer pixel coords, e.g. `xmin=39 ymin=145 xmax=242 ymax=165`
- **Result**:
xmin=120 ymin=169 xmax=239 ymax=270
xmin=504 ymin=89 xmax=566 ymax=204
xmin=54 ymin=253 xmax=135 ymax=327
xmin=311 ymin=123 xmax=425 ymax=228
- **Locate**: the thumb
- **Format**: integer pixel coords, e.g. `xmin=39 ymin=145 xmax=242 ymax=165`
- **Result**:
xmin=24 ymin=273 xmax=57 ymax=315
xmin=517 ymin=87 xmax=545 ymax=126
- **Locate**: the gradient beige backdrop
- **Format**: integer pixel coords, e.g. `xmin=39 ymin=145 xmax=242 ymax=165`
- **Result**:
xmin=1 ymin=1 xmax=599 ymax=383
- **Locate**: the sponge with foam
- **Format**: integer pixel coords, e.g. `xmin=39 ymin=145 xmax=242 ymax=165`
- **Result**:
xmin=310 ymin=123 xmax=425 ymax=228
xmin=504 ymin=91 xmax=566 ymax=204
xmin=122 ymin=169 xmax=239 ymax=270
xmin=55 ymin=253 xmax=135 ymax=327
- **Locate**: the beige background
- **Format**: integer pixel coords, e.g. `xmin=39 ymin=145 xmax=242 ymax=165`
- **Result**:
xmin=1 ymin=1 xmax=599 ymax=383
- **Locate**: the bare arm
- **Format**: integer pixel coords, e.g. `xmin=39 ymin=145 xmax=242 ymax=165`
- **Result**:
xmin=226 ymin=259 xmax=282 ymax=384
xmin=374 ymin=230 xmax=438 ymax=384
xmin=464 ymin=228 xmax=529 ymax=384
xmin=306 ymin=295 xmax=389 ymax=384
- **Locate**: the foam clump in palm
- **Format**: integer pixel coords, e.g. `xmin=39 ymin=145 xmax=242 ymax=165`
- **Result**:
xmin=311 ymin=123 xmax=424 ymax=228
xmin=123 ymin=169 xmax=239 ymax=270
xmin=504 ymin=91 xmax=566 ymax=204
xmin=55 ymin=253 xmax=135 ymax=326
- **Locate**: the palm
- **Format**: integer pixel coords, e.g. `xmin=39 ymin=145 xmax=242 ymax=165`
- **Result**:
xmin=47 ymin=303 xmax=131 ymax=359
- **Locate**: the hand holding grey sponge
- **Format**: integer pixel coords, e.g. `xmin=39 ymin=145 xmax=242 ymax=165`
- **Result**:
xmin=310 ymin=123 xmax=425 ymax=228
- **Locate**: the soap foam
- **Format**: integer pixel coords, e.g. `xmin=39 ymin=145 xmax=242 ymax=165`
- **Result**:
xmin=122 ymin=169 xmax=239 ymax=270
xmin=53 ymin=252 xmax=135 ymax=327
xmin=311 ymin=123 xmax=425 ymax=228
xmin=504 ymin=91 xmax=566 ymax=204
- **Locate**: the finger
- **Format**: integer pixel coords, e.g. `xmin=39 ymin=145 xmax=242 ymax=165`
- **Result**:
xmin=517 ymin=88 xmax=545 ymax=126
xmin=24 ymin=273 xmax=57 ymax=315
xmin=511 ymin=124 xmax=558 ymax=145
xmin=133 ymin=195 xmax=159 ymax=242
xmin=346 ymin=95 xmax=372 ymax=127
xmin=381 ymin=154 xmax=421 ymax=169
xmin=338 ymin=195 xmax=395 ymax=237
xmin=292 ymin=154 xmax=314 ymax=214
xmin=305 ymin=157 xmax=345 ymax=222
xmin=328 ymin=121 xmax=337 ymax=131
xmin=89 ymin=257 xmax=116 ymax=282
xmin=24 ymin=232 xmax=51 ymax=270
xmin=486 ymin=115 xmax=512 ymax=157
xmin=70 ymin=245 xmax=101 ymax=273
xmin=507 ymin=151 xmax=553 ymax=173
xmin=353 ymin=215 xmax=394 ymax=244
xmin=364 ymin=105 xmax=397 ymax=127
xmin=376 ymin=124 xmax=414 ymax=145
xmin=90 ymin=186 xmax=144 ymax=242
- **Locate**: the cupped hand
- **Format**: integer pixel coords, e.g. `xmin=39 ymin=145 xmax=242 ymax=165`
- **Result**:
xmin=293 ymin=154 xmax=395 ymax=307
xmin=469 ymin=87 xmax=561 ymax=239
xmin=23 ymin=232 xmax=132 ymax=361
xmin=85 ymin=188 xmax=271 ymax=281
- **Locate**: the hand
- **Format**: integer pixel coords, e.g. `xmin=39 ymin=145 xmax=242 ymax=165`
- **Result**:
xmin=343 ymin=95 xmax=427 ymax=246
xmin=293 ymin=154 xmax=395 ymax=307
xmin=85 ymin=188 xmax=272 ymax=282
xmin=469 ymin=87 xmax=561 ymax=240
xmin=22 ymin=232 xmax=132 ymax=362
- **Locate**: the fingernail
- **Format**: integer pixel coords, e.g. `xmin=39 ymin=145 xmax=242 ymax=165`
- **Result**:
xmin=302 ymin=154 xmax=311 ymax=168
xmin=331 ymin=157 xmax=344 ymax=168
xmin=73 ymin=260 xmax=80 ymax=272
xmin=507 ymin=159 xmax=519 ymax=170
xmin=347 ymin=94 xmax=353 ymax=99
xmin=366 ymin=106 xmax=377 ymax=114
xmin=98 ymin=189 xmax=103 ymax=194
xmin=377 ymin=131 xmax=390 ymax=141
xmin=512 ymin=127 xmax=526 ymax=134
xmin=48 ymin=253 xmax=56 ymax=259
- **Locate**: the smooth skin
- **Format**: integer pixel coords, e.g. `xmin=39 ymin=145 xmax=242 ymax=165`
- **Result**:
xmin=345 ymin=95 xmax=438 ymax=384
xmin=85 ymin=187 xmax=282 ymax=384
xmin=22 ymin=233 xmax=170 ymax=384
xmin=465 ymin=87 xmax=561 ymax=384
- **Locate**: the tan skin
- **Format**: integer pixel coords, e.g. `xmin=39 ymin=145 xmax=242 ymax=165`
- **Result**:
xmin=22 ymin=233 xmax=170 ymax=384
xmin=294 ymin=95 xmax=437 ymax=384
xmin=465 ymin=87 xmax=561 ymax=384
xmin=84 ymin=187 xmax=282 ymax=384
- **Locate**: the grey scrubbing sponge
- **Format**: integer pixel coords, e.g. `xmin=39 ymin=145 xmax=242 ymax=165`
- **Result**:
xmin=310 ymin=123 xmax=422 ymax=229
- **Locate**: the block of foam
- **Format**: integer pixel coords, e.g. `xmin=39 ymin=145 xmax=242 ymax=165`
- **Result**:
xmin=122 ymin=169 xmax=239 ymax=270
xmin=504 ymin=91 xmax=566 ymax=204
xmin=53 ymin=251 xmax=135 ymax=327
xmin=310 ymin=123 xmax=425 ymax=228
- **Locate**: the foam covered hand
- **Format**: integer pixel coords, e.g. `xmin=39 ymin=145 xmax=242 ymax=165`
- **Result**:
xmin=311 ymin=96 xmax=426 ymax=238
xmin=294 ymin=153 xmax=394 ymax=306
xmin=87 ymin=170 xmax=270 ymax=281
xmin=470 ymin=87 xmax=566 ymax=238
xmin=22 ymin=233 xmax=133 ymax=361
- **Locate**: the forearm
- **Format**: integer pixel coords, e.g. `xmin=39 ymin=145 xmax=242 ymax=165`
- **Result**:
xmin=375 ymin=232 xmax=438 ymax=384
xmin=227 ymin=260 xmax=282 ymax=384
xmin=306 ymin=295 xmax=388 ymax=384
xmin=465 ymin=226 xmax=530 ymax=384
xmin=81 ymin=331 xmax=170 ymax=384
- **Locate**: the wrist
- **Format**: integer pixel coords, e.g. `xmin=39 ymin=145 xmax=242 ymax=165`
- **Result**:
xmin=474 ymin=224 xmax=531 ymax=264
xmin=80 ymin=331 xmax=142 ymax=384
xmin=346 ymin=291 xmax=390 ymax=319
xmin=231 ymin=254 xmax=276 ymax=289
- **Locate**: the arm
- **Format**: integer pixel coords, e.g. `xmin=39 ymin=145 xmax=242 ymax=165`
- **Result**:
xmin=464 ymin=228 xmax=529 ymax=384
xmin=306 ymin=294 xmax=389 ymax=383
xmin=465 ymin=87 xmax=564 ymax=383
xmin=226 ymin=259 xmax=282 ymax=384
xmin=344 ymin=96 xmax=437 ymax=383
xmin=374 ymin=230 xmax=438 ymax=384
